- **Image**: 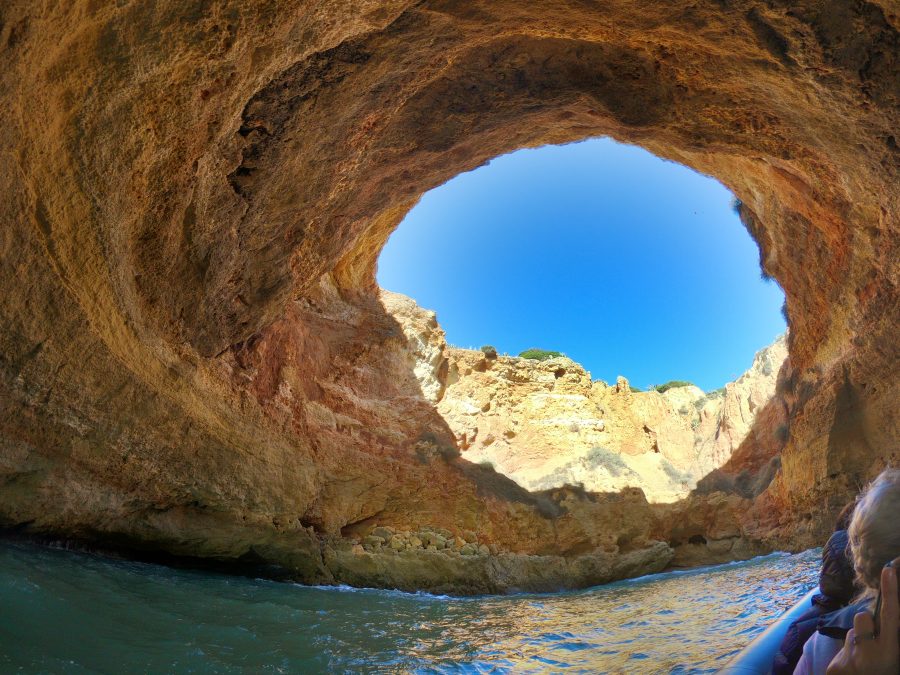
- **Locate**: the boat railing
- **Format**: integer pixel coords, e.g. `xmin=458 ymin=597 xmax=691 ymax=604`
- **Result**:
xmin=719 ymin=587 xmax=818 ymax=674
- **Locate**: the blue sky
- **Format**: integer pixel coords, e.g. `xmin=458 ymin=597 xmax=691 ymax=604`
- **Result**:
xmin=377 ymin=138 xmax=785 ymax=391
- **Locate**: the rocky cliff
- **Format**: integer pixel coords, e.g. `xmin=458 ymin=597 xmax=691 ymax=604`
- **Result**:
xmin=0 ymin=0 xmax=896 ymax=593
xmin=384 ymin=290 xmax=788 ymax=504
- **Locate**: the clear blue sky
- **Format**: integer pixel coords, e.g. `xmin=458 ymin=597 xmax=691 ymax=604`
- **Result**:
xmin=377 ymin=138 xmax=786 ymax=391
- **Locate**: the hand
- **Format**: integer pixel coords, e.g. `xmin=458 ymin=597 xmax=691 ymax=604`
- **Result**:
xmin=826 ymin=557 xmax=900 ymax=674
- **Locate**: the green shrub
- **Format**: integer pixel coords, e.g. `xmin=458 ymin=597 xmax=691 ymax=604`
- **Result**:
xmin=519 ymin=348 xmax=564 ymax=361
xmin=629 ymin=384 xmax=643 ymax=392
xmin=653 ymin=380 xmax=696 ymax=393
xmin=480 ymin=345 xmax=498 ymax=360
xmin=531 ymin=447 xmax=635 ymax=488
xmin=531 ymin=466 xmax=573 ymax=491
xmin=585 ymin=447 xmax=631 ymax=477
xmin=661 ymin=459 xmax=692 ymax=485
xmin=479 ymin=460 xmax=495 ymax=471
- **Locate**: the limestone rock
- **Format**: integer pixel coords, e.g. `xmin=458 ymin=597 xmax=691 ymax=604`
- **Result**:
xmin=380 ymin=290 xmax=449 ymax=403
xmin=323 ymin=540 xmax=673 ymax=594
xmin=421 ymin=531 xmax=446 ymax=549
xmin=409 ymin=292 xmax=789 ymax=504
xmin=363 ymin=535 xmax=385 ymax=551
xmin=690 ymin=336 xmax=790 ymax=477
xmin=652 ymin=492 xmax=770 ymax=567
xmin=0 ymin=0 xmax=895 ymax=594
xmin=371 ymin=526 xmax=394 ymax=541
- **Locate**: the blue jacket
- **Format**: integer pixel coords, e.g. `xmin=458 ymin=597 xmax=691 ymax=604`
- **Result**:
xmin=817 ymin=530 xmax=856 ymax=606
xmin=772 ymin=530 xmax=858 ymax=674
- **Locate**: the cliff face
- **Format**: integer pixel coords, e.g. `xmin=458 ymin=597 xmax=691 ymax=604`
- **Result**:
xmin=0 ymin=0 xmax=897 ymax=592
xmin=691 ymin=336 xmax=790 ymax=478
xmin=386 ymin=290 xmax=787 ymax=504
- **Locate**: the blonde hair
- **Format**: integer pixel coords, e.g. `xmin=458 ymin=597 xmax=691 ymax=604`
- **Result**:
xmin=848 ymin=468 xmax=900 ymax=596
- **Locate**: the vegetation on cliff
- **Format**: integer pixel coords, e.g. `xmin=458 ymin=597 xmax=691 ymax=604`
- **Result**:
xmin=653 ymin=380 xmax=697 ymax=393
xmin=519 ymin=348 xmax=564 ymax=361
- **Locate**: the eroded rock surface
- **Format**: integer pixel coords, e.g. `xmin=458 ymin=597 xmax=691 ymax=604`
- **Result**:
xmin=431 ymin=328 xmax=788 ymax=503
xmin=0 ymin=0 xmax=897 ymax=592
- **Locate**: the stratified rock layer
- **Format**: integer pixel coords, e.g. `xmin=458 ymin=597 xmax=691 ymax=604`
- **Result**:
xmin=0 ymin=0 xmax=897 ymax=591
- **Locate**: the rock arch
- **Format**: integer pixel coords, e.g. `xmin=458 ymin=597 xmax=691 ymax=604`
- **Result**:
xmin=0 ymin=1 xmax=896 ymax=591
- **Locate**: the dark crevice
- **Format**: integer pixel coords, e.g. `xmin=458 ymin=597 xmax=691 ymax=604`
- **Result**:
xmin=746 ymin=8 xmax=795 ymax=67
xmin=0 ymin=530 xmax=306 ymax=582
xmin=227 ymin=42 xmax=373 ymax=198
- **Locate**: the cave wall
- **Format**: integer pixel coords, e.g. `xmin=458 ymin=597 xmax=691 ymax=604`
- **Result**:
xmin=0 ymin=0 xmax=897 ymax=585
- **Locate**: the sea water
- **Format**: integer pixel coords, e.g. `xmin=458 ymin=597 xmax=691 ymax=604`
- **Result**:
xmin=0 ymin=540 xmax=819 ymax=673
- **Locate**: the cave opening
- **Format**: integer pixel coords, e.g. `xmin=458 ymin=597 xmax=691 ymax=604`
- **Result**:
xmin=2 ymin=0 xmax=893 ymax=600
xmin=376 ymin=137 xmax=789 ymax=503
xmin=377 ymin=137 xmax=786 ymax=392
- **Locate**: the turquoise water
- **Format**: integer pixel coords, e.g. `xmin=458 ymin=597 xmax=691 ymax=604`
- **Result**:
xmin=0 ymin=540 xmax=818 ymax=673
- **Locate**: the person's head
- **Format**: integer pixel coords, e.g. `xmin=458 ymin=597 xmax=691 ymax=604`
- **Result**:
xmin=848 ymin=468 xmax=900 ymax=596
xmin=835 ymin=498 xmax=857 ymax=532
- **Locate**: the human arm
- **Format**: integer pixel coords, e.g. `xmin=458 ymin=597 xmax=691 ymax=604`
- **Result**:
xmin=825 ymin=559 xmax=900 ymax=674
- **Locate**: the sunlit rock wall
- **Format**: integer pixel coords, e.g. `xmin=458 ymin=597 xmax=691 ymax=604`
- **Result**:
xmin=385 ymin=291 xmax=787 ymax=503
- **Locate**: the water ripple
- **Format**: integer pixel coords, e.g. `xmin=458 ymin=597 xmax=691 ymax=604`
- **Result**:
xmin=0 ymin=541 xmax=819 ymax=673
